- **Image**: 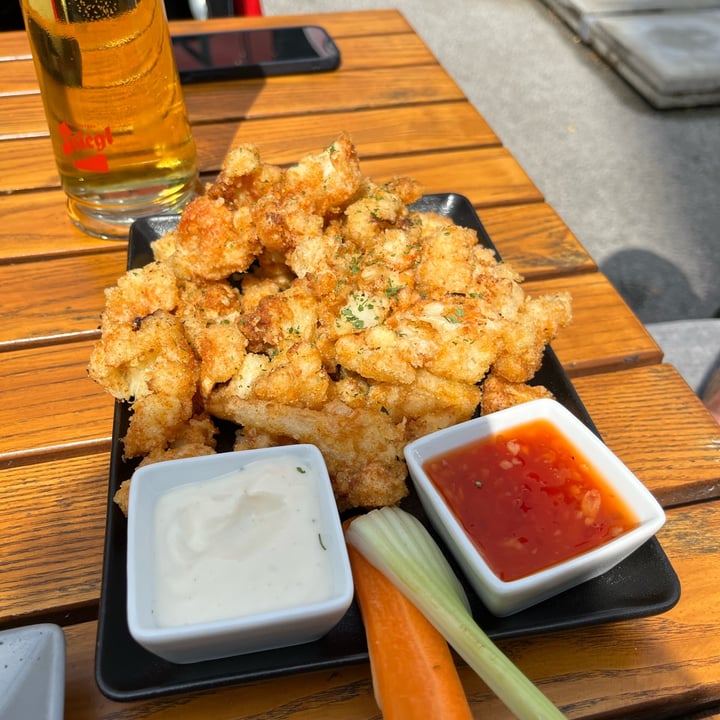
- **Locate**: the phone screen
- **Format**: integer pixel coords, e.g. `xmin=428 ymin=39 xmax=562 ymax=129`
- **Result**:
xmin=172 ymin=26 xmax=340 ymax=80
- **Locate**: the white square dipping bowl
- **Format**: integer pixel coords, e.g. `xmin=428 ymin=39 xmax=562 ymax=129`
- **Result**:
xmin=127 ymin=445 xmax=354 ymax=664
xmin=0 ymin=624 xmax=65 ymax=720
xmin=404 ymin=398 xmax=666 ymax=617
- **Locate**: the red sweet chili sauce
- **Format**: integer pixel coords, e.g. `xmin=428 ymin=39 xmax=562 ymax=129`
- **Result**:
xmin=422 ymin=419 xmax=639 ymax=581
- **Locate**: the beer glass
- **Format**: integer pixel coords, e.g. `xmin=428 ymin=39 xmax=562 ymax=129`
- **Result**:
xmin=20 ymin=0 xmax=199 ymax=238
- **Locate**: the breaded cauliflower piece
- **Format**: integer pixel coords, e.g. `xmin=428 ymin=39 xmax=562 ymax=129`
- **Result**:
xmin=344 ymin=178 xmax=422 ymax=252
xmin=99 ymin=311 xmax=199 ymax=459
xmin=89 ymin=268 xmax=202 ymax=463
xmin=159 ymin=195 xmax=262 ymax=281
xmin=492 ymin=292 xmax=573 ymax=383
xmin=285 ymin=224 xmax=345 ymax=295
xmin=176 ymin=279 xmax=243 ymax=340
xmin=330 ymin=368 xmax=481 ymax=441
xmin=89 ymin=311 xmax=197 ymax=402
xmin=241 ymin=281 xmax=319 ymax=353
xmin=252 ymin=189 xmax=322 ymax=254
xmin=123 ymin=393 xmax=192 ymax=458
xmin=285 ymin=131 xmax=364 ymax=216
xmin=207 ymin=142 xmax=285 ymax=208
xmin=176 ymin=279 xmax=248 ymax=397
xmin=414 ymin=222 xmax=477 ymax=296
xmin=194 ymin=324 xmax=248 ymax=399
xmin=233 ymin=426 xmax=294 ymax=451
xmin=235 ymin=352 xmax=275 ymax=395
xmin=113 ymin=413 xmax=219 ymax=515
xmin=206 ymin=143 xmax=262 ymax=205
xmin=252 ymin=134 xmax=363 ymax=254
xmin=251 ymin=342 xmax=330 ymax=409
xmin=334 ymin=325 xmax=416 ymax=384
xmin=481 ymin=373 xmax=555 ymax=415
xmin=206 ymin=396 xmax=408 ymax=510
xmin=385 ymin=296 xmax=502 ymax=384
xmin=99 ymin=261 xmax=179 ymax=331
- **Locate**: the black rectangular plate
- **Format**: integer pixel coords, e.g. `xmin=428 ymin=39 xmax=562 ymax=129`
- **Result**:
xmin=96 ymin=193 xmax=680 ymax=701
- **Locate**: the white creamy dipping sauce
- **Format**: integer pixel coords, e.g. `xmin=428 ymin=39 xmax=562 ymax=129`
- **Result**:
xmin=153 ymin=457 xmax=336 ymax=628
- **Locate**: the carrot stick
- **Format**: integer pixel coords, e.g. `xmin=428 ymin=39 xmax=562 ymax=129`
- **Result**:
xmin=346 ymin=537 xmax=474 ymax=719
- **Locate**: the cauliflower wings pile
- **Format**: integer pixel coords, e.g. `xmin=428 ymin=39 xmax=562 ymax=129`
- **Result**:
xmin=88 ymin=133 xmax=572 ymax=513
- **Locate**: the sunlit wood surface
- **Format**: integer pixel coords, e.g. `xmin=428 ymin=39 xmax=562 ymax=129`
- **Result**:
xmin=1 ymin=9 xmax=718 ymax=719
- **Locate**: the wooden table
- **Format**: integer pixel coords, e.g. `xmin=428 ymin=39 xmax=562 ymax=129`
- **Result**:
xmin=2 ymin=9 xmax=719 ymax=719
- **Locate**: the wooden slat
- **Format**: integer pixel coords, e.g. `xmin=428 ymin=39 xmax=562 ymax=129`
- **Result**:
xmin=0 ymin=188 xmax=119 ymax=263
xmin=0 ymin=102 xmax=499 ymax=194
xmin=1 ymin=364 xmax=715 ymax=627
xmin=0 ymin=57 xmax=37 ymax=94
xmin=197 ymin=102 xmax=499 ymax=167
xmin=0 ymin=454 xmax=109 ymax=627
xmin=3 ymin=260 xmax=630 ymax=375
xmin=328 ymin=32 xmax=438 ymax=71
xmin=526 ymin=273 xmax=662 ymax=375
xmin=362 ymin=147 xmax=542 ymax=207
xmin=0 ymin=250 xmax=122 ymax=351
xmin=480 ymin=203 xmax=597 ymax=279
xmin=574 ymin=364 xmax=720 ymax=507
xmin=0 ymin=33 xmax=32 ymax=60
xmin=1 ymin=64 xmax=465 ymax=138
xmin=0 ymin=341 xmax=114 ymax=467
xmin=182 ymin=64 xmax=465 ymax=121
xmin=59 ymin=499 xmax=720 ymax=719
xmin=64 ymin=619 xmax=379 ymax=719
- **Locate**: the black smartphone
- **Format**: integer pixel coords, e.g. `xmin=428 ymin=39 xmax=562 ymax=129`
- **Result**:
xmin=172 ymin=26 xmax=341 ymax=83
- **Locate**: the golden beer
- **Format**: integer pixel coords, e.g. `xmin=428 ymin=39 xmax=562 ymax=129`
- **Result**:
xmin=21 ymin=0 xmax=198 ymax=238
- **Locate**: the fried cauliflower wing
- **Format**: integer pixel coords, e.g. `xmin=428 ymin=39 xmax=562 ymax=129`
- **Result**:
xmin=176 ymin=279 xmax=247 ymax=397
xmin=481 ymin=373 xmax=555 ymax=415
xmin=331 ymin=368 xmax=482 ymax=441
xmin=285 ymin=131 xmax=364 ymax=216
xmin=88 ymin=259 xmax=202 ymax=461
xmin=251 ymin=342 xmax=331 ymax=409
xmin=113 ymin=413 xmax=219 ymax=516
xmin=491 ymin=292 xmax=573 ymax=383
xmin=97 ymin=261 xmax=179 ymax=332
xmin=159 ymin=195 xmax=262 ymax=281
xmin=241 ymin=281 xmax=319 ymax=353
xmin=207 ymin=396 xmax=408 ymax=510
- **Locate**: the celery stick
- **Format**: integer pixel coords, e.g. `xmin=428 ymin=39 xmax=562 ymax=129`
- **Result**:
xmin=346 ymin=506 xmax=567 ymax=720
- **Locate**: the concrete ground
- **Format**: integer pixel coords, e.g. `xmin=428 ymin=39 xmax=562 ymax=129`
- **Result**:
xmin=264 ymin=0 xmax=720 ymax=326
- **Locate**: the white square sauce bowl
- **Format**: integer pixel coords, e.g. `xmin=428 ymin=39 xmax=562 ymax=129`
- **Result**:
xmin=126 ymin=444 xmax=354 ymax=664
xmin=404 ymin=398 xmax=666 ymax=616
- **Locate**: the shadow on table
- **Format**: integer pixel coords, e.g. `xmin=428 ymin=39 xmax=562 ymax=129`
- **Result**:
xmin=604 ymin=247 xmax=720 ymax=400
xmin=601 ymin=248 xmax=704 ymax=325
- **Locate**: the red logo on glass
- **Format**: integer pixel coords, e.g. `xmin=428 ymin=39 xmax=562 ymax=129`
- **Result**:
xmin=59 ymin=122 xmax=113 ymax=172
